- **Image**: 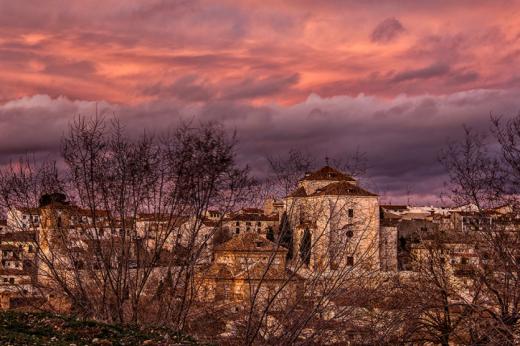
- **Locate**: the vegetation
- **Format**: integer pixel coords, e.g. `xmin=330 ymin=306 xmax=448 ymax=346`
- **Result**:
xmin=0 ymin=310 xmax=200 ymax=345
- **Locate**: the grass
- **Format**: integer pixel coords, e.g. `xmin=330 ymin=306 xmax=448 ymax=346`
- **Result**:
xmin=0 ymin=310 xmax=200 ymax=345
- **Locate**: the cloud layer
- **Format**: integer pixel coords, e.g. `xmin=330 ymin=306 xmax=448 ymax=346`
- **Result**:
xmin=1 ymin=1 xmax=520 ymax=204
xmin=2 ymin=89 xmax=519 ymax=204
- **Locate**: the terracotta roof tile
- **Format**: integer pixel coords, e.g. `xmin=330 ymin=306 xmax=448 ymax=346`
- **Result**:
xmin=204 ymin=262 xmax=295 ymax=281
xmin=225 ymin=213 xmax=278 ymax=222
xmin=0 ymin=232 xmax=36 ymax=242
xmin=301 ymin=166 xmax=355 ymax=182
xmin=214 ymin=232 xmax=287 ymax=253
xmin=288 ymin=186 xmax=307 ymax=198
xmin=310 ymin=181 xmax=377 ymax=197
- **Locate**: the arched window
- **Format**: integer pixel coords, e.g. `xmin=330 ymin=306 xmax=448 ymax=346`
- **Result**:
xmin=300 ymin=228 xmax=311 ymax=266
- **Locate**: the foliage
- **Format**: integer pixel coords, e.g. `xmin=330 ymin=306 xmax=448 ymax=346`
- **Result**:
xmin=0 ymin=310 xmax=201 ymax=345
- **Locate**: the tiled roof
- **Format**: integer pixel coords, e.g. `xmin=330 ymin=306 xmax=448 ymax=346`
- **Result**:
xmin=204 ymin=261 xmax=294 ymax=281
xmin=0 ymin=268 xmax=32 ymax=276
xmin=17 ymin=207 xmax=40 ymax=214
xmin=301 ymin=166 xmax=355 ymax=182
xmin=0 ymin=232 xmax=36 ymax=242
xmin=137 ymin=213 xmax=174 ymax=222
xmin=214 ymin=232 xmax=287 ymax=253
xmin=310 ymin=181 xmax=377 ymax=197
xmin=202 ymin=219 xmax=220 ymax=227
xmin=225 ymin=213 xmax=278 ymax=222
xmin=287 ymin=186 xmax=307 ymax=198
xmin=0 ymin=244 xmax=20 ymax=251
xmin=240 ymin=207 xmax=264 ymax=214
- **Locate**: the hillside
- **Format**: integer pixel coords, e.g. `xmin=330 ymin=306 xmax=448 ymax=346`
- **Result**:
xmin=0 ymin=310 xmax=200 ymax=346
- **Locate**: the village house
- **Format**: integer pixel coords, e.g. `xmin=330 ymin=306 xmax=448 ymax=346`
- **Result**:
xmin=284 ymin=166 xmax=380 ymax=272
xmin=221 ymin=207 xmax=279 ymax=237
xmin=197 ymin=232 xmax=303 ymax=312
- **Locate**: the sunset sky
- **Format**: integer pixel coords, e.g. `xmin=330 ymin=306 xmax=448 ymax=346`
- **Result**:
xmin=1 ymin=1 xmax=520 ymax=204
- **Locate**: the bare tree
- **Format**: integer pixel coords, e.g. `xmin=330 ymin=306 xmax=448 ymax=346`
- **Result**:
xmin=440 ymin=118 xmax=520 ymax=344
xmin=195 ymin=150 xmax=387 ymax=345
xmin=0 ymin=116 xmax=252 ymax=332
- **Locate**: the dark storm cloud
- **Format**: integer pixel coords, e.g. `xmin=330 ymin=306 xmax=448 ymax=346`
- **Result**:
xmin=221 ymin=74 xmax=300 ymax=100
xmin=371 ymin=18 xmax=405 ymax=43
xmin=391 ymin=63 xmax=450 ymax=83
xmin=2 ymin=89 xmax=519 ymax=204
xmin=143 ymin=74 xmax=300 ymax=102
xmin=144 ymin=75 xmax=214 ymax=102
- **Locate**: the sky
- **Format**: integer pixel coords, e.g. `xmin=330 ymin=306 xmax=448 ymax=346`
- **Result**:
xmin=1 ymin=0 xmax=520 ymax=204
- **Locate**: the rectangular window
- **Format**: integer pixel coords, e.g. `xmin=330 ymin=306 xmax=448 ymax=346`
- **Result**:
xmin=346 ymin=256 xmax=354 ymax=266
xmin=9 ymin=278 xmax=14 ymax=284
xmin=348 ymin=209 xmax=354 ymax=218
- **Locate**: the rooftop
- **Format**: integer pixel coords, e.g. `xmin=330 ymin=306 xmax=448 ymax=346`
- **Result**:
xmin=289 ymin=181 xmax=377 ymax=198
xmin=214 ymin=232 xmax=287 ymax=253
xmin=301 ymin=166 xmax=356 ymax=182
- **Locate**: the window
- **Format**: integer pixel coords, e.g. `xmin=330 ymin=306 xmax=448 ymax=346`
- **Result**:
xmin=9 ymin=278 xmax=14 ymax=284
xmin=346 ymin=256 xmax=354 ymax=266
xmin=235 ymin=221 xmax=240 ymax=226
xmin=235 ymin=228 xmax=240 ymax=234
xmin=3 ymin=278 xmax=7 ymax=283
xmin=257 ymin=222 xmax=261 ymax=226
xmin=246 ymin=227 xmax=251 ymax=232
xmin=348 ymin=209 xmax=354 ymax=218
xmin=461 ymin=257 xmax=468 ymax=265
xmin=28 ymin=245 xmax=33 ymax=253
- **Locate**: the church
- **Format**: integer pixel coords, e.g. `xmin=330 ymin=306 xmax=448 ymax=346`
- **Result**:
xmin=284 ymin=166 xmax=380 ymax=272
